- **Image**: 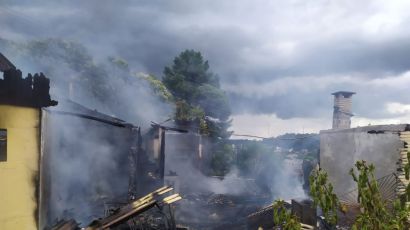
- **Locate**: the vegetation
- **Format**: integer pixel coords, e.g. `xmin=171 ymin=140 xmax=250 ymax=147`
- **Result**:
xmin=210 ymin=142 xmax=235 ymax=176
xmin=350 ymin=160 xmax=410 ymax=230
xmin=162 ymin=49 xmax=231 ymax=140
xmin=138 ymin=73 xmax=174 ymax=102
xmin=272 ymin=199 xmax=301 ymax=230
xmin=275 ymin=160 xmax=410 ymax=229
xmin=405 ymin=151 xmax=410 ymax=201
xmin=162 ymin=50 xmax=234 ymax=175
xmin=309 ymin=168 xmax=345 ymax=227
xmin=235 ymin=141 xmax=273 ymax=176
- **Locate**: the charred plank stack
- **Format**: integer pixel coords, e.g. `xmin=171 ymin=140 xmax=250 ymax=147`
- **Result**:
xmin=86 ymin=186 xmax=181 ymax=230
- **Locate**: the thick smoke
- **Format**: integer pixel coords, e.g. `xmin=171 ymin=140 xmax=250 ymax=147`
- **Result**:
xmin=165 ymin=141 xmax=307 ymax=198
xmin=0 ymin=39 xmax=172 ymax=227
xmin=163 ymin=133 xmax=308 ymax=228
xmin=0 ymin=38 xmax=171 ymax=127
xmin=0 ymin=2 xmax=321 ymax=228
xmin=41 ymin=111 xmax=132 ymax=227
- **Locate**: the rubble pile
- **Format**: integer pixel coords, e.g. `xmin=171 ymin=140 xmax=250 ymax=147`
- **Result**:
xmin=174 ymin=192 xmax=268 ymax=230
xmin=51 ymin=186 xmax=182 ymax=230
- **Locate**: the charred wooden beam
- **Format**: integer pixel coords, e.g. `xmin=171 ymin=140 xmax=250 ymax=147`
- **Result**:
xmin=151 ymin=122 xmax=188 ymax=133
xmin=159 ymin=127 xmax=166 ymax=179
xmin=86 ymin=186 xmax=182 ymax=230
xmin=45 ymin=110 xmax=133 ymax=128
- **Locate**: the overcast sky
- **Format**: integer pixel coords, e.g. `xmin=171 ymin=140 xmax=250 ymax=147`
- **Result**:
xmin=2 ymin=0 xmax=410 ymax=137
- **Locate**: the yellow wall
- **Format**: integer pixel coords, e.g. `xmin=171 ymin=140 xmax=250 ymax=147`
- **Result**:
xmin=0 ymin=105 xmax=40 ymax=230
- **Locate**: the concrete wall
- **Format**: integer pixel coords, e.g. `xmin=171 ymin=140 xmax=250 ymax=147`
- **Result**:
xmin=0 ymin=105 xmax=40 ymax=230
xmin=320 ymin=124 xmax=407 ymax=196
xmin=164 ymin=132 xmax=201 ymax=177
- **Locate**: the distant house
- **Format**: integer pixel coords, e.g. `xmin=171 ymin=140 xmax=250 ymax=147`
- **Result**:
xmin=320 ymin=125 xmax=408 ymax=202
xmin=320 ymin=92 xmax=409 ymax=209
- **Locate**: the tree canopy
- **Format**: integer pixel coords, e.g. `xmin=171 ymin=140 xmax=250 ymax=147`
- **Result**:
xmin=162 ymin=49 xmax=231 ymax=140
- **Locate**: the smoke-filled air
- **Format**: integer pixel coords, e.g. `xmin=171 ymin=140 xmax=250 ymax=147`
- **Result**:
xmin=1 ymin=1 xmax=410 ymax=230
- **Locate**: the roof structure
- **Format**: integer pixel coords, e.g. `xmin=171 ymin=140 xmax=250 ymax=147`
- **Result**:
xmin=0 ymin=52 xmax=16 ymax=72
xmin=45 ymin=99 xmax=134 ymax=128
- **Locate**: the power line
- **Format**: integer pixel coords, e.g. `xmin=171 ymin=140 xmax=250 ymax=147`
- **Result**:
xmin=231 ymin=133 xmax=317 ymax=140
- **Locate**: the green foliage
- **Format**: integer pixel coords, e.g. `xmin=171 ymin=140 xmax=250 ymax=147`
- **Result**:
xmin=272 ymin=200 xmax=301 ymax=230
xmin=210 ymin=142 xmax=234 ymax=176
xmin=162 ymin=49 xmax=231 ymax=139
xmin=204 ymin=116 xmax=232 ymax=141
xmin=196 ymin=84 xmax=230 ymax=120
xmin=19 ymin=39 xmax=114 ymax=100
xmin=236 ymin=141 xmax=272 ymax=176
xmin=350 ymin=160 xmax=410 ymax=230
xmin=163 ymin=50 xmax=219 ymax=101
xmin=25 ymin=38 xmax=95 ymax=71
xmin=405 ymin=151 xmax=410 ymax=201
xmin=309 ymin=168 xmax=344 ymax=227
xmin=162 ymin=50 xmax=233 ymax=176
xmin=174 ymin=100 xmax=204 ymax=122
xmin=108 ymin=56 xmax=129 ymax=71
xmin=308 ymin=161 xmax=410 ymax=229
xmin=138 ymin=73 xmax=174 ymax=102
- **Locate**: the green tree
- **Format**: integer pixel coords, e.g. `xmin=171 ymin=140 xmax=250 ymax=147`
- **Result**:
xmin=15 ymin=39 xmax=114 ymax=103
xmin=272 ymin=199 xmax=301 ymax=230
xmin=162 ymin=49 xmax=231 ymax=140
xmin=404 ymin=151 xmax=410 ymax=201
xmin=308 ymin=161 xmax=410 ymax=229
xmin=210 ymin=142 xmax=234 ymax=176
xmin=309 ymin=168 xmax=345 ymax=228
xmin=350 ymin=160 xmax=410 ymax=230
xmin=137 ymin=73 xmax=173 ymax=102
xmin=236 ymin=141 xmax=272 ymax=176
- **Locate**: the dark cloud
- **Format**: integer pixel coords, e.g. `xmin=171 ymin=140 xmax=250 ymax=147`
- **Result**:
xmin=228 ymin=92 xmax=329 ymax=119
xmin=2 ymin=0 xmax=410 ymax=122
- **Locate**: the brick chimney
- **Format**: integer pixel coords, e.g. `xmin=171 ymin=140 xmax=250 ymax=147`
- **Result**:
xmin=332 ymin=91 xmax=355 ymax=129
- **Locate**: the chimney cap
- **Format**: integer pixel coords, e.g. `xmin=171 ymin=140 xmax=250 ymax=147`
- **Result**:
xmin=331 ymin=91 xmax=356 ymax=97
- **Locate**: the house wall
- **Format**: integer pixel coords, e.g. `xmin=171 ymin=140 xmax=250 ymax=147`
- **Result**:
xmin=0 ymin=105 xmax=40 ymax=230
xmin=320 ymin=125 xmax=406 ymax=196
xmin=164 ymin=132 xmax=201 ymax=176
xmin=39 ymin=110 xmax=135 ymax=228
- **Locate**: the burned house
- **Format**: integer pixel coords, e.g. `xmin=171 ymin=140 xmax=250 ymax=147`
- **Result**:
xmin=39 ymin=99 xmax=142 ymax=228
xmin=0 ymin=53 xmax=57 ymax=229
xmin=320 ymin=91 xmax=409 ymax=207
xmin=0 ymin=53 xmax=173 ymax=230
xmin=143 ymin=122 xmax=213 ymax=194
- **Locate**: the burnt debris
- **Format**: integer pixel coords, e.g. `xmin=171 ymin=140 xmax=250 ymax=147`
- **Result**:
xmin=0 ymin=53 xmax=57 ymax=108
xmin=247 ymin=199 xmax=316 ymax=230
xmin=51 ymin=186 xmax=182 ymax=230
